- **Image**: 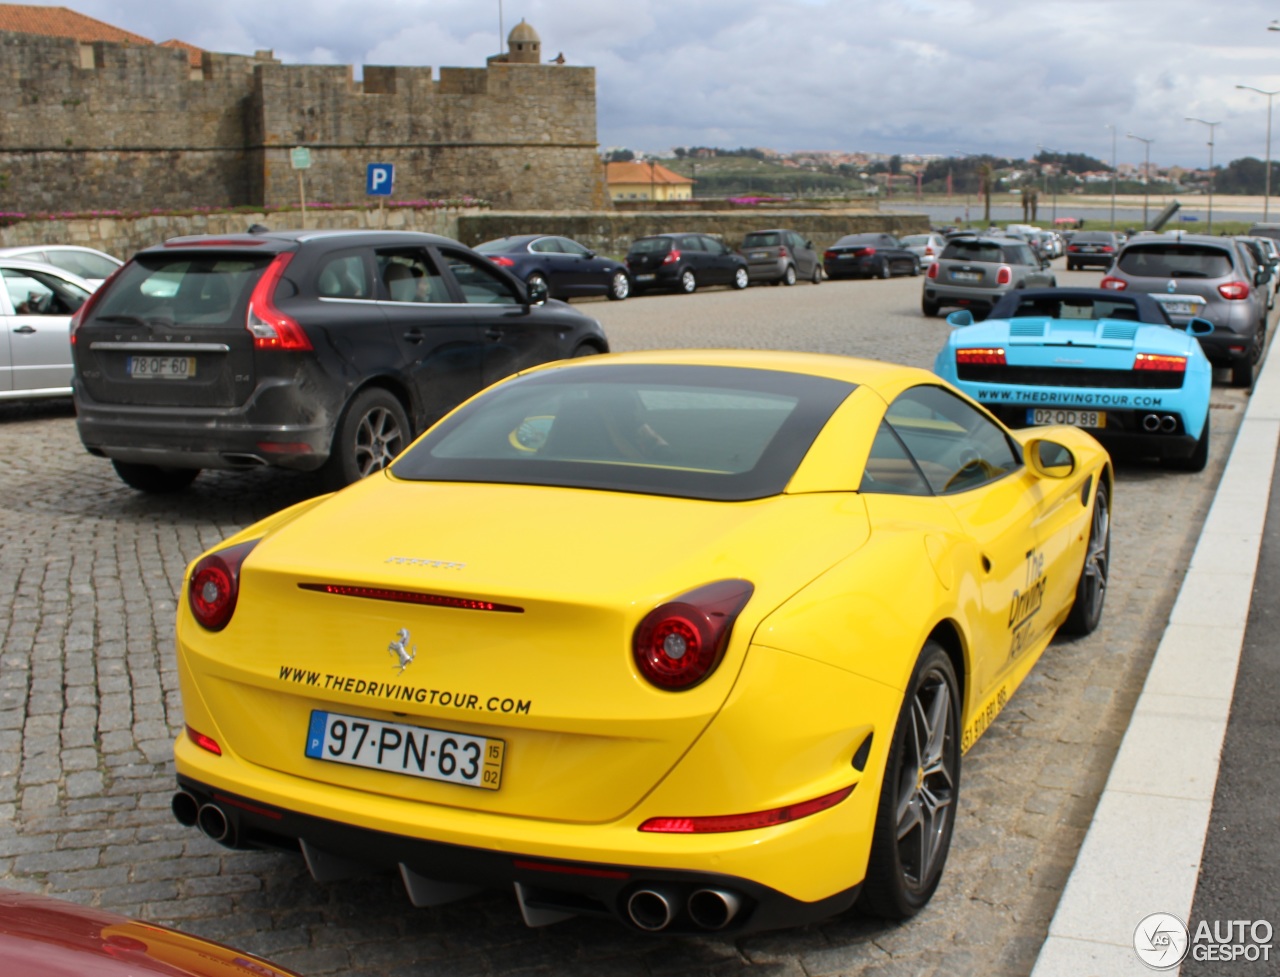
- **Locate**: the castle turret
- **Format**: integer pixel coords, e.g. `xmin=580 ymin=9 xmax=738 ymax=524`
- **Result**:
xmin=507 ymin=20 xmax=540 ymax=64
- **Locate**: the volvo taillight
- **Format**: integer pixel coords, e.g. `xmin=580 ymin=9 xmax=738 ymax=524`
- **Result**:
xmin=1100 ymin=276 xmax=1127 ymax=291
xmin=188 ymin=539 xmax=259 ymax=631
xmin=995 ymin=265 xmax=1012 ymax=285
xmin=1219 ymin=281 xmax=1251 ymax=300
xmin=246 ymin=253 xmax=311 ymax=351
xmin=633 ymin=580 xmax=754 ymax=691
xmin=68 ymin=265 xmax=125 ymax=344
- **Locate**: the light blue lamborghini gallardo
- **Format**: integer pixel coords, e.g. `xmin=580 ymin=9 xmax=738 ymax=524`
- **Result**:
xmin=933 ymin=288 xmax=1214 ymax=472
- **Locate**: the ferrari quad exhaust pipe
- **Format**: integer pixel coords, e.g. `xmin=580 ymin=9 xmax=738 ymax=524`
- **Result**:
xmin=626 ymin=888 xmax=676 ymax=931
xmin=196 ymin=802 xmax=235 ymax=846
xmin=171 ymin=790 xmax=199 ymax=827
xmin=687 ymin=888 xmax=743 ymax=930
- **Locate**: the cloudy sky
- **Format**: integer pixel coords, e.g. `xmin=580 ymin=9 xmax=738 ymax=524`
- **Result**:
xmin=45 ymin=0 xmax=1280 ymax=168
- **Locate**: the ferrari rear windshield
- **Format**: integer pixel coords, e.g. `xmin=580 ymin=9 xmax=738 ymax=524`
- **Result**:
xmin=391 ymin=363 xmax=856 ymax=501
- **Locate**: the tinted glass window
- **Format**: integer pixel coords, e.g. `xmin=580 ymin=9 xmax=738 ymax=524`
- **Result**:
xmin=628 ymin=238 xmax=672 ymax=255
xmin=743 ymin=232 xmax=780 ymax=247
xmin=1116 ymin=245 xmax=1233 ymax=279
xmin=834 ymin=234 xmax=881 ymax=247
xmin=885 ymin=385 xmax=1019 ymax=495
xmin=942 ymin=241 xmax=1004 ymax=263
xmin=438 ymin=250 xmax=519 ymax=305
xmin=1072 ymin=232 xmax=1116 ymax=244
xmin=2 ymin=267 xmax=89 ymax=316
xmin=529 ymin=238 xmax=561 ymax=254
xmin=94 ymin=254 xmax=268 ymax=325
xmin=860 ymin=420 xmax=931 ymax=496
xmin=392 ymin=364 xmax=856 ymax=501
xmin=1003 ymin=244 xmax=1036 ymax=264
xmin=48 ymin=249 xmax=119 ymax=280
xmin=559 ymin=238 xmax=591 ymax=257
xmin=317 ymin=253 xmax=372 ymax=299
xmin=376 ymin=251 xmax=446 ymax=303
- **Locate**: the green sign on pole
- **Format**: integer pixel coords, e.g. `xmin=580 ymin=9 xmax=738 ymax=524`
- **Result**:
xmin=290 ymin=146 xmax=312 ymax=170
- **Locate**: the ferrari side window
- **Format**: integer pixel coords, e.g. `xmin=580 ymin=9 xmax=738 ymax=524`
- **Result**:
xmin=885 ymin=385 xmax=1020 ymax=495
xmin=859 ymin=421 xmax=932 ymax=496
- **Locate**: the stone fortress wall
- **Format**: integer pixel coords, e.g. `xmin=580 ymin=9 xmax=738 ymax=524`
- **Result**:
xmin=0 ymin=27 xmax=605 ymax=214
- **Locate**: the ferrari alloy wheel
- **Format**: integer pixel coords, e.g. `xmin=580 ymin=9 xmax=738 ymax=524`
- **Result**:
xmin=1062 ymin=480 xmax=1110 ymax=635
xmin=860 ymin=641 xmax=960 ymax=919
xmin=783 ymin=264 xmax=797 ymax=286
xmin=111 ymin=460 xmax=200 ymax=494
xmin=679 ymin=269 xmax=698 ymax=293
xmin=732 ymin=267 xmax=750 ymax=290
xmin=324 ymin=388 xmax=410 ymax=488
xmin=608 ymin=270 xmax=630 ymax=301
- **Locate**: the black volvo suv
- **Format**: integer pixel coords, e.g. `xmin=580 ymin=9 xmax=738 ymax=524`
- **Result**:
xmin=71 ymin=229 xmax=609 ymax=492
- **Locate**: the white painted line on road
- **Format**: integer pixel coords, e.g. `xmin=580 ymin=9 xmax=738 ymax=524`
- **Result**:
xmin=1032 ymin=346 xmax=1280 ymax=976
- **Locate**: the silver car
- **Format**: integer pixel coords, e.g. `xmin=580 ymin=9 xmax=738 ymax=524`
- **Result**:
xmin=1101 ymin=232 xmax=1270 ymax=388
xmin=922 ymin=236 xmax=1056 ymax=318
xmin=900 ymin=232 xmax=947 ymax=268
xmin=0 ymin=245 xmax=122 ymax=289
xmin=0 ymin=258 xmax=93 ymax=399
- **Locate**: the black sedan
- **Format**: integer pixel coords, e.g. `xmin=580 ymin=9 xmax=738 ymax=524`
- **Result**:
xmin=822 ymin=233 xmax=921 ymax=280
xmin=475 ymin=234 xmax=632 ymax=301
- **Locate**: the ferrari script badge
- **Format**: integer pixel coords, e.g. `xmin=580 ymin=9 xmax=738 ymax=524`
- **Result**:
xmin=388 ymin=628 xmax=417 ymax=674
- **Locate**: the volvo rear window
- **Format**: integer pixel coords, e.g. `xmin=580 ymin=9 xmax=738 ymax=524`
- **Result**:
xmin=391 ymin=363 xmax=856 ymax=501
xmin=92 ymin=254 xmax=271 ymax=325
xmin=1116 ymin=245 xmax=1233 ymax=279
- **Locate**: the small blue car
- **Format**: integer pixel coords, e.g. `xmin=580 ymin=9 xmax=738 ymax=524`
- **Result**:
xmin=933 ymin=288 xmax=1214 ymax=471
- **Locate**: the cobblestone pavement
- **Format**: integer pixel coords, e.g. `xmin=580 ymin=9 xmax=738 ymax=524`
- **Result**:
xmin=0 ymin=267 xmax=1257 ymax=976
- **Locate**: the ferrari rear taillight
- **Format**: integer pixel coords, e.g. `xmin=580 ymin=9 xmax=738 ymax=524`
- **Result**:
xmin=639 ymin=785 xmax=854 ymax=833
xmin=188 ymin=539 xmax=259 ymax=631
xmin=246 ymin=252 xmax=311 ymax=351
xmin=927 ymin=262 xmax=939 ymax=279
xmin=633 ymin=580 xmax=754 ymax=691
xmin=1099 ymin=276 xmax=1127 ymax=290
xmin=1218 ymin=281 xmax=1251 ymax=300
xmin=1134 ymin=353 xmax=1187 ymax=372
xmin=69 ymin=265 xmax=125 ymax=344
xmin=995 ymin=265 xmax=1012 ymax=286
xmin=662 ymin=248 xmax=681 ymax=265
xmin=955 ymin=347 xmax=1006 ymax=365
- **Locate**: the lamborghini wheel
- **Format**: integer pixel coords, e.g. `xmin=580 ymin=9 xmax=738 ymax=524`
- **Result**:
xmin=1062 ymin=479 xmax=1110 ymax=635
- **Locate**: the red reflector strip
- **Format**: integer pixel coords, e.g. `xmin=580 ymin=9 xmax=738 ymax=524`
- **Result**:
xmin=186 ymin=724 xmax=222 ymax=756
xmin=1134 ymin=353 xmax=1187 ymax=372
xmin=298 ymin=582 xmax=523 ymax=613
xmin=211 ymin=792 xmax=284 ymax=821
xmin=512 ymin=859 xmax=631 ymax=880
xmin=638 ymin=785 xmax=854 ymax=834
xmin=955 ymin=347 xmax=1007 ymax=365
xmin=256 ymin=442 xmax=314 ymax=454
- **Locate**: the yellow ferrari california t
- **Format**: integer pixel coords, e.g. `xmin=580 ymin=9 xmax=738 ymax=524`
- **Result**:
xmin=171 ymin=349 xmax=1112 ymax=934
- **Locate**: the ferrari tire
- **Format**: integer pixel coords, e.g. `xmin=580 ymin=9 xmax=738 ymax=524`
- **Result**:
xmin=607 ymin=270 xmax=630 ymax=301
xmin=859 ymin=640 xmax=960 ymax=919
xmin=783 ymin=264 xmax=797 ymax=286
xmin=111 ymin=460 xmax=200 ymax=494
xmin=323 ymin=388 xmax=411 ymax=490
xmin=679 ymin=269 xmax=697 ymax=294
xmin=1062 ymin=479 xmax=1110 ymax=635
xmin=731 ymin=267 xmax=750 ymax=290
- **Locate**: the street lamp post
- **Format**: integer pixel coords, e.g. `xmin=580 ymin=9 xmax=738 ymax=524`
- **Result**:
xmin=1185 ymin=117 xmax=1220 ymax=233
xmin=1236 ymin=85 xmax=1279 ymax=221
xmin=1106 ymin=124 xmax=1117 ymax=229
xmin=1127 ymin=133 xmax=1154 ymax=228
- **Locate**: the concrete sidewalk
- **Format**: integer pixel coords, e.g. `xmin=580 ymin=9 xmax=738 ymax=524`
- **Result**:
xmin=1032 ymin=344 xmax=1280 ymax=975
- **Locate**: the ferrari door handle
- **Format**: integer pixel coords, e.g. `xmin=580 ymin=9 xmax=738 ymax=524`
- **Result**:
xmin=13 ymin=325 xmax=35 ymax=334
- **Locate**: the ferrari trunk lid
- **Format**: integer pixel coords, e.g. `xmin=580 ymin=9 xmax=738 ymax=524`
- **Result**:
xmin=180 ymin=476 xmax=870 ymax=822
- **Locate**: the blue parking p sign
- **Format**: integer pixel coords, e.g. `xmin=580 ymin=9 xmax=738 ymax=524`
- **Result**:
xmin=366 ymin=163 xmax=394 ymax=196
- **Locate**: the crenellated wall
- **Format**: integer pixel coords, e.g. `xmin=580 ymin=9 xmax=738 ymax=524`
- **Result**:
xmin=0 ymin=30 xmax=605 ymax=214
